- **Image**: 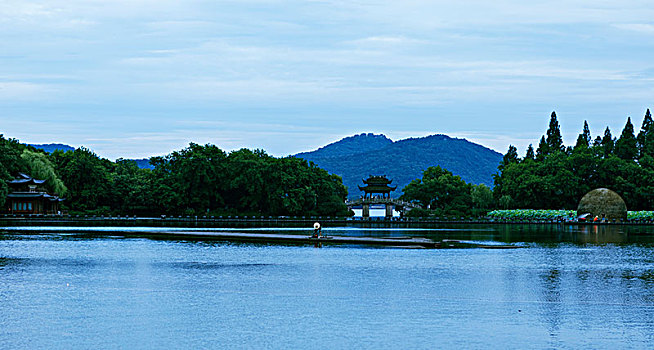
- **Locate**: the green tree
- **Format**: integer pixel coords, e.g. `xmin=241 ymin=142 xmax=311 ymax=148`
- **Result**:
xmin=51 ymin=147 xmax=113 ymax=213
xmin=401 ymin=166 xmax=472 ymax=216
xmin=497 ymin=152 xmax=578 ymax=209
xmin=149 ymin=143 xmax=227 ymax=214
xmin=499 ymin=145 xmax=519 ymax=170
xmin=110 ymin=159 xmax=151 ymax=215
xmin=601 ymin=127 xmax=614 ymax=158
xmin=20 ymin=150 xmax=67 ymax=196
xmin=148 ymin=143 xmax=349 ymax=216
xmin=637 ymin=109 xmax=654 ymax=159
xmin=0 ymin=135 xmax=27 ymax=177
xmin=471 ymin=184 xmax=493 ymax=211
xmin=546 ymin=111 xmax=565 ymax=153
xmin=615 ymin=117 xmax=638 ymax=161
xmin=498 ymin=195 xmax=513 ymax=209
xmin=574 ymin=120 xmax=591 ymax=150
xmin=267 ymin=156 xmax=348 ymax=216
xmin=536 ymin=136 xmax=548 ymax=161
xmin=0 ymin=135 xmax=28 ymax=208
xmin=493 ymin=112 xmax=654 ymax=211
xmin=524 ymin=144 xmax=535 ymax=161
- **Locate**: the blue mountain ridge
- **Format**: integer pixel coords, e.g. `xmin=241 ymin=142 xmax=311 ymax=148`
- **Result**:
xmin=28 ymin=144 xmax=153 ymax=169
xmin=29 ymin=133 xmax=503 ymax=200
xmin=294 ymin=133 xmax=502 ymax=199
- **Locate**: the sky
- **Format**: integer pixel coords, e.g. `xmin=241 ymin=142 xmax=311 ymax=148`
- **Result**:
xmin=1 ymin=0 xmax=654 ymax=160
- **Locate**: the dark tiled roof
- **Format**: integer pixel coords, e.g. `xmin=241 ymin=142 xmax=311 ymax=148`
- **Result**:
xmin=8 ymin=192 xmax=49 ymax=198
xmin=8 ymin=173 xmax=47 ymax=185
xmin=8 ymin=178 xmax=46 ymax=185
xmin=358 ymin=184 xmax=397 ymax=192
xmin=362 ymin=175 xmax=393 ymax=185
xmin=7 ymin=192 xmax=62 ymax=201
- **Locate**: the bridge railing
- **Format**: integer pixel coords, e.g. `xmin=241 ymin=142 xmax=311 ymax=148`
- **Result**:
xmin=345 ymin=198 xmax=421 ymax=209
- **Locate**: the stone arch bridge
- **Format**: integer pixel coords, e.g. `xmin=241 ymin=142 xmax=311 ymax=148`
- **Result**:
xmin=346 ymin=197 xmax=421 ymax=218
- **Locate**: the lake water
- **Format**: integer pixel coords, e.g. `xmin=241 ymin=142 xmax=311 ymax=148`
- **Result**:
xmin=1 ymin=225 xmax=654 ymax=349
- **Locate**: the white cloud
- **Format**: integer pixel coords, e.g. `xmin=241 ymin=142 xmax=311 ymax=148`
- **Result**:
xmin=612 ymin=23 xmax=654 ymax=34
xmin=1 ymin=0 xmax=654 ymax=157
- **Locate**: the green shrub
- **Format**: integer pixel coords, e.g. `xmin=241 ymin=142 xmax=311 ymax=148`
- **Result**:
xmin=487 ymin=209 xmax=575 ymax=220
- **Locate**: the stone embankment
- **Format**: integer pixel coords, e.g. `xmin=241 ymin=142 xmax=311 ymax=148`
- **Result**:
xmin=0 ymin=214 xmax=652 ymax=228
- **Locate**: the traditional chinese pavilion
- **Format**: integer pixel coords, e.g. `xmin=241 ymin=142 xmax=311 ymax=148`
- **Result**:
xmin=358 ymin=175 xmax=397 ymax=199
xmin=5 ymin=173 xmax=63 ymax=215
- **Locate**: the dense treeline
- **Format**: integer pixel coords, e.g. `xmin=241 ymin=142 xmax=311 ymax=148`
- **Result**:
xmin=0 ymin=136 xmax=349 ymax=216
xmin=397 ymin=109 xmax=654 ymax=217
xmin=493 ymin=110 xmax=654 ymax=210
xmin=399 ymin=166 xmax=493 ymax=217
xmin=5 ymin=109 xmax=651 ymax=218
xmin=0 ymin=137 xmax=67 ymax=208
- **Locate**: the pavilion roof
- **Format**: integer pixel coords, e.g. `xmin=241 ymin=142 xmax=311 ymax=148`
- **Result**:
xmin=362 ymin=175 xmax=393 ymax=185
xmin=358 ymin=184 xmax=397 ymax=193
xmin=8 ymin=173 xmax=46 ymax=185
xmin=7 ymin=192 xmax=62 ymax=201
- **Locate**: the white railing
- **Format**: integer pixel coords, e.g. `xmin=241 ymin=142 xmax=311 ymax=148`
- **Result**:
xmin=346 ymin=197 xmax=421 ymax=209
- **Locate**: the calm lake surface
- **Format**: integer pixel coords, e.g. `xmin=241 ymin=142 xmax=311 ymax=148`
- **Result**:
xmin=1 ymin=224 xmax=654 ymax=349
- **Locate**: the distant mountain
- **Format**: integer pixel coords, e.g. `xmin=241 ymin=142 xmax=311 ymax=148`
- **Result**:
xmin=129 ymin=158 xmax=154 ymax=170
xmin=28 ymin=143 xmax=75 ymax=153
xmin=28 ymin=143 xmax=154 ymax=169
xmin=295 ymin=133 xmax=502 ymax=199
xmin=297 ymin=133 xmax=393 ymax=159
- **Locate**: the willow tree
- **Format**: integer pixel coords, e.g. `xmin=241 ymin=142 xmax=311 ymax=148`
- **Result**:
xmin=21 ymin=150 xmax=67 ymax=196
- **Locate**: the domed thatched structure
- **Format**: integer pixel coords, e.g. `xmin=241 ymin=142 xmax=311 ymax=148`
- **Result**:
xmin=577 ymin=188 xmax=627 ymax=221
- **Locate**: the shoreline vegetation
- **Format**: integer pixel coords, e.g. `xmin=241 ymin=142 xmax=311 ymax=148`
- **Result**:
xmin=493 ymin=109 xmax=654 ymax=212
xmin=488 ymin=209 xmax=654 ymax=221
xmin=2 ymin=108 xmax=653 ymax=218
xmin=1 ymin=139 xmax=351 ymax=217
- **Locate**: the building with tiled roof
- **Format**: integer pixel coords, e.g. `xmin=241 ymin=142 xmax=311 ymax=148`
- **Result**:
xmin=6 ymin=173 xmax=63 ymax=214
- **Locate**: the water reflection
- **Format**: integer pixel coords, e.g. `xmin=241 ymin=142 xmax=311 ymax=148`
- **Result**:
xmin=2 ymin=229 xmax=654 ymax=348
xmin=420 ymin=224 xmax=654 ymax=245
xmin=322 ymin=224 xmax=654 ymax=245
xmin=4 ymin=224 xmax=654 ymax=245
xmin=525 ymin=242 xmax=654 ymax=347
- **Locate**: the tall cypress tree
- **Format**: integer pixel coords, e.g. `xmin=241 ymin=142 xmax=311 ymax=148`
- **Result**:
xmin=637 ymin=109 xmax=654 ymax=158
xmin=524 ymin=144 xmax=535 ymax=161
xmin=615 ymin=117 xmax=638 ymax=160
xmin=536 ymin=136 xmax=548 ymax=161
xmin=546 ymin=111 xmax=565 ymax=153
xmin=574 ymin=120 xmax=591 ymax=150
xmin=601 ymin=127 xmax=614 ymax=157
xmin=500 ymin=145 xmax=519 ymax=169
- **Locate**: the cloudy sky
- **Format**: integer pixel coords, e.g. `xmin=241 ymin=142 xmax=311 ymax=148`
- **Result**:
xmin=2 ymin=0 xmax=654 ymax=159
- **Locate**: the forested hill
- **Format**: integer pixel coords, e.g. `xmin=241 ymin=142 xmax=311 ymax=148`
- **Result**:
xmin=296 ymin=133 xmax=393 ymax=159
xmin=28 ymin=143 xmax=75 ymax=153
xmin=295 ymin=133 xmax=502 ymax=199
xmin=27 ymin=143 xmax=153 ymax=169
